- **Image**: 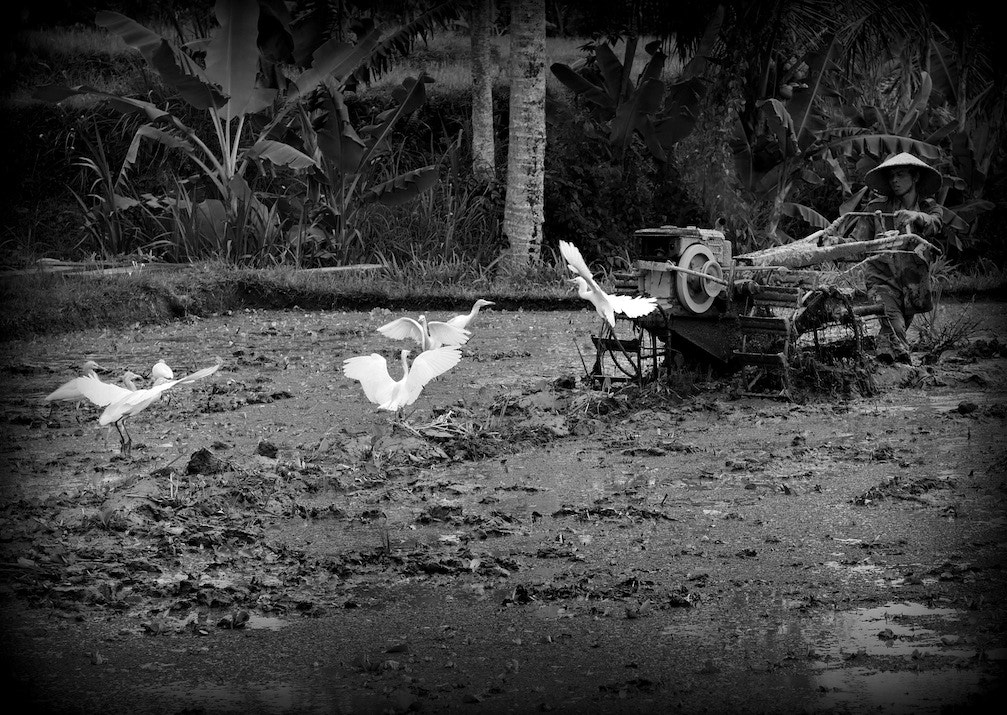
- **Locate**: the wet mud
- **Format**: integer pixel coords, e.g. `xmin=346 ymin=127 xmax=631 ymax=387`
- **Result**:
xmin=0 ymin=303 xmax=1005 ymax=714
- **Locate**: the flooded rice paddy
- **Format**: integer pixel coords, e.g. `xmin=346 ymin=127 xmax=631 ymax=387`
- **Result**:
xmin=0 ymin=302 xmax=1004 ymax=713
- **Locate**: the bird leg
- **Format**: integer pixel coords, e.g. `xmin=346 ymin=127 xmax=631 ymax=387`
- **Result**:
xmin=401 ymin=404 xmax=423 ymax=424
xmin=597 ymin=319 xmax=640 ymax=383
xmin=115 ymin=420 xmax=132 ymax=456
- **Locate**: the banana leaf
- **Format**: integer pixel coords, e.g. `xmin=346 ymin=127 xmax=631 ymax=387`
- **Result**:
xmin=293 ymin=27 xmax=382 ymax=97
xmin=549 ymin=64 xmax=615 ymax=109
xmin=362 ymin=166 xmax=439 ymax=206
xmin=245 ymin=139 xmax=317 ymax=171
xmin=33 ymin=85 xmax=171 ymax=122
xmin=781 ymin=202 xmax=829 ymax=229
xmin=204 ymin=0 xmax=260 ymax=121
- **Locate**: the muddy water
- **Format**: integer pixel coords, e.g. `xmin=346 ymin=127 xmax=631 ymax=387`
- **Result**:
xmin=1 ymin=303 xmax=1005 ymax=714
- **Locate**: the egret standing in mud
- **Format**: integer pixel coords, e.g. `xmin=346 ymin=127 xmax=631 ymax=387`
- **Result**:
xmin=445 ymin=299 xmax=495 ymax=331
xmin=342 ymin=347 xmax=462 ymax=415
xmin=559 ymin=240 xmax=658 ymax=334
xmin=99 ymin=362 xmax=221 ymax=456
xmin=377 ymin=314 xmax=471 ymax=352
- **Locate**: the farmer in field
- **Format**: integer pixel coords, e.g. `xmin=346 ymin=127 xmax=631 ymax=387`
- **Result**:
xmin=853 ymin=152 xmax=944 ymax=364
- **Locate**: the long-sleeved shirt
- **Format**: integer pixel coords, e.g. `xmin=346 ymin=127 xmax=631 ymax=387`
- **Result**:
xmin=853 ymin=195 xmax=944 ymax=243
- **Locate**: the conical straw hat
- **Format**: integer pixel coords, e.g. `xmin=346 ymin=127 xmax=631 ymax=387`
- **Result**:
xmin=865 ymin=152 xmax=942 ymax=197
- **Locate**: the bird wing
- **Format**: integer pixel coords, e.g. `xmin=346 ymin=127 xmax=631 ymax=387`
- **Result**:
xmin=98 ymin=363 xmax=220 ymax=425
xmin=342 ymin=354 xmax=396 ymax=406
xmin=391 ymin=347 xmax=461 ymax=408
xmin=559 ymin=240 xmax=610 ymax=302
xmin=171 ymin=363 xmax=221 ymax=386
xmin=559 ymin=241 xmax=595 ymax=281
xmin=99 ymin=388 xmax=158 ymax=425
xmin=76 ymin=375 xmax=132 ymax=407
xmin=609 ymin=294 xmax=659 ymax=318
xmin=376 ymin=317 xmax=424 ymax=345
xmin=44 ymin=377 xmax=86 ymax=402
xmin=426 ymin=321 xmax=471 ymax=347
xmin=405 ymin=346 xmax=462 ymax=391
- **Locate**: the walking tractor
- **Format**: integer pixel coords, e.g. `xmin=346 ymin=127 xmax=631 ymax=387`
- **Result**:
xmin=588 ymin=213 xmax=940 ymax=396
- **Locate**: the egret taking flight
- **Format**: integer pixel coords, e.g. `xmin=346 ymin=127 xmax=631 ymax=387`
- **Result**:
xmin=342 ymin=347 xmax=462 ymax=413
xmin=445 ymin=299 xmax=495 ymax=330
xmin=559 ymin=240 xmax=657 ymax=332
xmin=99 ymin=362 xmax=221 ymax=455
xmin=377 ymin=314 xmax=471 ymax=351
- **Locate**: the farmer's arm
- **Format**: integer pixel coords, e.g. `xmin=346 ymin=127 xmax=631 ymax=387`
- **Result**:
xmin=894 ymin=198 xmax=944 ymax=237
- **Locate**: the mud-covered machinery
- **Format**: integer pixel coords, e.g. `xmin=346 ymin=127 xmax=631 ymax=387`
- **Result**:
xmin=591 ymin=215 xmax=935 ymax=394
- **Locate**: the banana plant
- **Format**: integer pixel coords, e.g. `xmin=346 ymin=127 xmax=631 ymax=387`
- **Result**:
xmin=549 ymin=5 xmax=723 ymax=168
xmin=33 ymin=0 xmax=382 ymax=261
xmin=281 ymin=73 xmax=440 ymax=264
xmin=925 ymin=37 xmax=1000 ymax=249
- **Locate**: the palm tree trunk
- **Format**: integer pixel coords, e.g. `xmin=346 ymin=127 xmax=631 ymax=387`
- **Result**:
xmin=500 ymin=0 xmax=546 ymax=269
xmin=470 ymin=0 xmax=496 ymax=184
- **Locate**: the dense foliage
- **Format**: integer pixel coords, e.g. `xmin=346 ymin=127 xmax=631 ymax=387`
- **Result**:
xmin=3 ymin=0 xmax=1004 ymax=273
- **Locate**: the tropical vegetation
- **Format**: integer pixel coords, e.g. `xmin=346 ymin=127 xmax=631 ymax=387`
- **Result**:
xmin=2 ymin=0 xmax=1003 ymax=281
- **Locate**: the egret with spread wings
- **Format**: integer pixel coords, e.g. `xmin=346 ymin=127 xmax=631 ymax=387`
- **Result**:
xmin=377 ymin=314 xmax=471 ymax=351
xmin=343 ymin=347 xmax=461 ymax=414
xmin=559 ymin=240 xmax=657 ymax=331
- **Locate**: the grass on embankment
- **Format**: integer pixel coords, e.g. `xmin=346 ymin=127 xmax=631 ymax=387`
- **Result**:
xmin=2 ymin=260 xmax=1003 ymax=343
xmin=0 ymin=262 xmax=583 ymax=341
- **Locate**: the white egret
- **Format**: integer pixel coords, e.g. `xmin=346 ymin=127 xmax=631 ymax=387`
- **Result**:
xmin=99 ymin=362 xmax=221 ymax=455
xmin=150 ymin=359 xmax=174 ymax=384
xmin=445 ymin=299 xmax=495 ymax=330
xmin=149 ymin=359 xmax=176 ymax=405
xmin=559 ymin=240 xmax=657 ymax=330
xmin=342 ymin=347 xmax=462 ymax=412
xmin=377 ymin=314 xmax=471 ymax=351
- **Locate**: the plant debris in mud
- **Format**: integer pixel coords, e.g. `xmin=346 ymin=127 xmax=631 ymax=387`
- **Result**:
xmin=0 ymin=376 xmax=700 ymax=626
xmin=852 ymin=474 xmax=956 ymax=506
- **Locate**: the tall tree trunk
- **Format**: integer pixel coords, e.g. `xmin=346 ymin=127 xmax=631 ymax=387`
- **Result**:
xmin=470 ymin=0 xmax=496 ymax=184
xmin=501 ymin=0 xmax=546 ymax=269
